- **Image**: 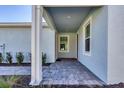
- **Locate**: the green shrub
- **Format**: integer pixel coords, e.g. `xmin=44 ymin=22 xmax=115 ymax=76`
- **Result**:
xmin=28 ymin=52 xmax=31 ymax=62
xmin=16 ymin=52 xmax=24 ymax=64
xmin=6 ymin=52 xmax=13 ymax=64
xmin=0 ymin=53 xmax=3 ymax=63
xmin=42 ymin=53 xmax=46 ymax=65
xmin=0 ymin=76 xmax=20 ymax=88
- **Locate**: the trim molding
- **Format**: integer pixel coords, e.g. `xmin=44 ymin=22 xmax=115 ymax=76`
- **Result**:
xmin=0 ymin=22 xmax=49 ymax=28
xmin=58 ymin=35 xmax=70 ymax=53
xmin=83 ymin=16 xmax=92 ymax=56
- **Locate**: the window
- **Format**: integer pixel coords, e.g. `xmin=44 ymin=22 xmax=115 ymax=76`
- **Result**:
xmin=59 ymin=35 xmax=69 ymax=52
xmin=83 ymin=17 xmax=91 ymax=56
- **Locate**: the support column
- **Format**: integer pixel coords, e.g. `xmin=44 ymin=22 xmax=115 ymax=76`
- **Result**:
xmin=30 ymin=5 xmax=43 ymax=85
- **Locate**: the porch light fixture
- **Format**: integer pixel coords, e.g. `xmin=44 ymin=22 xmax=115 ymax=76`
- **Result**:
xmin=67 ymin=16 xmax=71 ymax=19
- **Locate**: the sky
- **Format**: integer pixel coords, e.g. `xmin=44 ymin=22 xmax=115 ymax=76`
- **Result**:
xmin=0 ymin=5 xmax=32 ymax=22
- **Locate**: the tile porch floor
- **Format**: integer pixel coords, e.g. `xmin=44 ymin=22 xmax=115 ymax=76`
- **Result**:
xmin=41 ymin=59 xmax=105 ymax=86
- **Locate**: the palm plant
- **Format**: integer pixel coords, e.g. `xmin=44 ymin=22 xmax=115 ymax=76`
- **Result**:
xmin=0 ymin=53 xmax=3 ymax=63
xmin=0 ymin=76 xmax=20 ymax=88
xmin=16 ymin=52 xmax=24 ymax=64
xmin=42 ymin=52 xmax=46 ymax=65
xmin=28 ymin=52 xmax=31 ymax=62
xmin=6 ymin=52 xmax=13 ymax=64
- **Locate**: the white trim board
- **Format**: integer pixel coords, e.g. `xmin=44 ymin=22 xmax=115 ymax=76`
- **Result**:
xmin=83 ymin=16 xmax=92 ymax=56
xmin=58 ymin=35 xmax=70 ymax=53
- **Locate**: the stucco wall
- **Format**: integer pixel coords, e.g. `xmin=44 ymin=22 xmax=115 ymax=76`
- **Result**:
xmin=0 ymin=27 xmax=31 ymax=63
xmin=77 ymin=6 xmax=108 ymax=83
xmin=57 ymin=33 xmax=77 ymax=59
xmin=0 ymin=26 xmax=55 ymax=63
xmin=108 ymin=6 xmax=124 ymax=84
xmin=41 ymin=28 xmax=56 ymax=63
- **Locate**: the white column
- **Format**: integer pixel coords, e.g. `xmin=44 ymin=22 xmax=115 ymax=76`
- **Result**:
xmin=30 ymin=5 xmax=43 ymax=85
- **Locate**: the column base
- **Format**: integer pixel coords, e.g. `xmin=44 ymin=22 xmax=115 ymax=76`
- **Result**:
xmin=29 ymin=79 xmax=42 ymax=86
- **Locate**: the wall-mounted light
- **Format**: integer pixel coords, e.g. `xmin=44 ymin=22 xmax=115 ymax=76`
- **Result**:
xmin=67 ymin=16 xmax=71 ymax=19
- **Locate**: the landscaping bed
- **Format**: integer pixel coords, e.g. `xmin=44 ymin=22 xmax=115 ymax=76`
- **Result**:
xmin=0 ymin=63 xmax=51 ymax=66
xmin=13 ymin=76 xmax=124 ymax=88
xmin=14 ymin=76 xmax=124 ymax=88
xmin=42 ymin=63 xmax=51 ymax=66
xmin=1 ymin=75 xmax=124 ymax=88
xmin=0 ymin=63 xmax=31 ymax=66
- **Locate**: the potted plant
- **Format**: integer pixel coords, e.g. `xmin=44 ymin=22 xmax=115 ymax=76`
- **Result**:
xmin=0 ymin=53 xmax=3 ymax=63
xmin=6 ymin=52 xmax=13 ymax=64
xmin=42 ymin=52 xmax=46 ymax=65
xmin=16 ymin=52 xmax=24 ymax=64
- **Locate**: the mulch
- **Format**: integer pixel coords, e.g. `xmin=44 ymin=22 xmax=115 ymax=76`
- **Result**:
xmin=13 ymin=75 xmax=31 ymax=88
xmin=42 ymin=63 xmax=51 ymax=66
xmin=0 ymin=63 xmax=31 ymax=66
xmin=0 ymin=63 xmax=51 ymax=66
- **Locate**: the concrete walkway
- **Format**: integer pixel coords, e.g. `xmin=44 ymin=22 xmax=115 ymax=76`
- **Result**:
xmin=0 ymin=60 xmax=105 ymax=86
xmin=0 ymin=66 xmax=31 ymax=75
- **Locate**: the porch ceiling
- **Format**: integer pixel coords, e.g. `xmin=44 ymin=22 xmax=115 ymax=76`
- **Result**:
xmin=44 ymin=7 xmax=92 ymax=33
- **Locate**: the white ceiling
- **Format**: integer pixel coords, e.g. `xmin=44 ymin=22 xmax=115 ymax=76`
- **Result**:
xmin=45 ymin=7 xmax=92 ymax=33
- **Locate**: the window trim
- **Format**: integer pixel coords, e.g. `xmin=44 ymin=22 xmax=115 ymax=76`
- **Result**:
xmin=59 ymin=35 xmax=69 ymax=52
xmin=83 ymin=17 xmax=92 ymax=56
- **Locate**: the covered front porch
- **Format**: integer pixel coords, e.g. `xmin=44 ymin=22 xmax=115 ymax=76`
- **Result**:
xmin=31 ymin=5 xmax=106 ymax=85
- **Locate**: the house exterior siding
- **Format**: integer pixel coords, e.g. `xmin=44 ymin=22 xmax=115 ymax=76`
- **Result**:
xmin=108 ymin=5 xmax=124 ymax=84
xmin=41 ymin=28 xmax=56 ymax=63
xmin=0 ymin=24 xmax=56 ymax=63
xmin=77 ymin=6 xmax=108 ymax=83
xmin=0 ymin=27 xmax=31 ymax=63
